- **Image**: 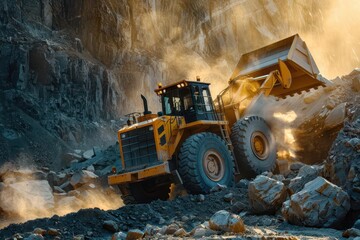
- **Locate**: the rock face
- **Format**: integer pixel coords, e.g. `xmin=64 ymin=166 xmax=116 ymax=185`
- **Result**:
xmin=282 ymin=177 xmax=350 ymax=227
xmin=248 ymin=175 xmax=287 ymax=214
xmin=209 ymin=210 xmax=245 ymax=233
xmin=0 ymin=0 xmax=335 ymax=169
xmin=324 ymin=118 xmax=360 ymax=211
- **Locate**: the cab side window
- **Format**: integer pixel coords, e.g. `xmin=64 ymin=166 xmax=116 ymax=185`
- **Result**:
xmin=202 ymin=88 xmax=213 ymax=111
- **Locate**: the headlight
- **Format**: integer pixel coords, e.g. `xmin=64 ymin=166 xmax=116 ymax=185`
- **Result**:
xmin=149 ymin=126 xmax=154 ymax=131
xmin=121 ymin=133 xmax=126 ymax=139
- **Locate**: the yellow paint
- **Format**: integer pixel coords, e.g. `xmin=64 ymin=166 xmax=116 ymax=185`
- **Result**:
xmin=107 ymin=163 xmax=170 ymax=185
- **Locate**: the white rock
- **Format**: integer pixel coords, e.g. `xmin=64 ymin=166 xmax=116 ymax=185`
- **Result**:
xmin=248 ymin=175 xmax=287 ymax=214
xmin=209 ymin=210 xmax=245 ymax=233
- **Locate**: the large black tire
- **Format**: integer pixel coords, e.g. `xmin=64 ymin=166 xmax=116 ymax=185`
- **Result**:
xmin=119 ymin=178 xmax=171 ymax=205
xmin=231 ymin=116 xmax=276 ymax=178
xmin=178 ymin=132 xmax=234 ymax=194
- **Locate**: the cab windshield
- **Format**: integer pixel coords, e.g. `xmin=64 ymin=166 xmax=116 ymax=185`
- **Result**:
xmin=162 ymin=87 xmax=193 ymax=115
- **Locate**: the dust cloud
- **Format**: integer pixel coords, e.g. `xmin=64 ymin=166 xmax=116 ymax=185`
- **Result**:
xmin=244 ymin=95 xmax=301 ymax=161
xmin=0 ymin=164 xmax=123 ymax=229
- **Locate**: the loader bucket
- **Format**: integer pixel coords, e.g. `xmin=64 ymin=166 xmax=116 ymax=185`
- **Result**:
xmin=229 ymin=34 xmax=331 ymax=98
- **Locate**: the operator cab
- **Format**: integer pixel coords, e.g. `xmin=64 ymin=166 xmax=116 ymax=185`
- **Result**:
xmin=155 ymin=80 xmax=217 ymax=123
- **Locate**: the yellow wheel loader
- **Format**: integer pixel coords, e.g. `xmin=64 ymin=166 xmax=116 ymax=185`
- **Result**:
xmin=108 ymin=34 xmax=331 ymax=204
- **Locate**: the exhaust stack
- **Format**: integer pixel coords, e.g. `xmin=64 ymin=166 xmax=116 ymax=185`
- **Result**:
xmin=141 ymin=94 xmax=152 ymax=115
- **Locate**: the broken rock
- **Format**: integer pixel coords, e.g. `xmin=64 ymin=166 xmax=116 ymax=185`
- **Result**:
xmin=324 ymin=102 xmax=346 ymax=130
xmin=209 ymin=210 xmax=245 ymax=233
xmin=248 ymin=175 xmax=287 ymax=214
xmin=282 ymin=177 xmax=350 ymax=227
xmin=70 ymin=170 xmax=98 ymax=188
xmin=288 ymin=165 xmax=320 ymax=195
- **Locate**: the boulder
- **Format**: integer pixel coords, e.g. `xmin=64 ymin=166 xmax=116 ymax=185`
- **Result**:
xmin=70 ymin=170 xmax=98 ymax=188
xmin=324 ymin=103 xmax=346 ymax=130
xmin=209 ymin=210 xmax=245 ymax=233
xmin=248 ymin=175 xmax=287 ymax=214
xmin=282 ymin=177 xmax=350 ymax=227
xmin=288 ymin=165 xmax=320 ymax=195
xmin=126 ymin=229 xmax=144 ymax=240
xmin=103 ymin=220 xmax=118 ymax=233
xmin=0 ymin=180 xmax=54 ymax=216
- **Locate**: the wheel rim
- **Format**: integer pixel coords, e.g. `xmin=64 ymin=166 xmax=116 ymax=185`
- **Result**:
xmin=251 ymin=131 xmax=270 ymax=160
xmin=202 ymin=150 xmax=225 ymax=181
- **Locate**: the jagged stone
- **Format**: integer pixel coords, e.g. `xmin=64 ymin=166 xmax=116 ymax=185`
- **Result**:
xmin=248 ymin=175 xmax=287 ymax=214
xmin=70 ymin=170 xmax=98 ymax=188
xmin=282 ymin=177 xmax=350 ymax=227
xmin=209 ymin=210 xmax=245 ymax=233
xmin=288 ymin=165 xmax=320 ymax=195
